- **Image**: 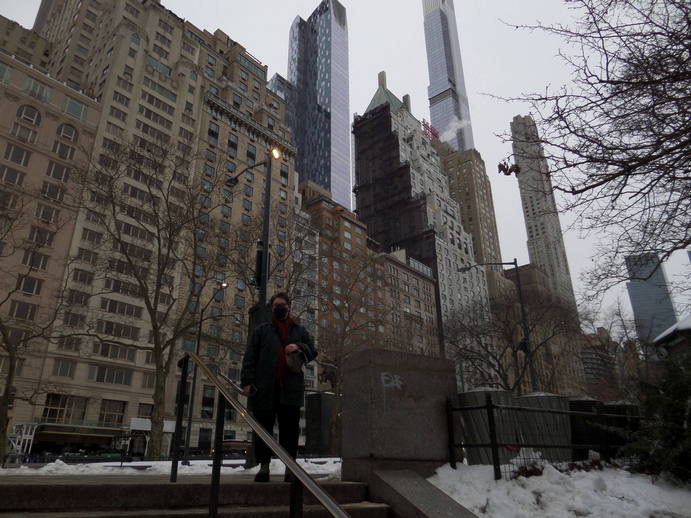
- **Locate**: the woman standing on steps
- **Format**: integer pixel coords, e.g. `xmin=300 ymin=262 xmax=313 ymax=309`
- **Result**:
xmin=240 ymin=292 xmax=317 ymax=482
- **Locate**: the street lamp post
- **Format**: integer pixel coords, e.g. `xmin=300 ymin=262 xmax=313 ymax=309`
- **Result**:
xmin=224 ymin=147 xmax=281 ymax=469
xmin=225 ymin=147 xmax=281 ymax=309
xmin=181 ymin=280 xmax=228 ymax=465
xmin=458 ymin=258 xmax=539 ymax=392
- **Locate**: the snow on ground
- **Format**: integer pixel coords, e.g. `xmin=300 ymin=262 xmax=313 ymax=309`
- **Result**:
xmin=3 ymin=456 xmax=690 ymax=518
xmin=428 ymin=463 xmax=691 ymax=518
xmin=0 ymin=457 xmax=342 ymax=479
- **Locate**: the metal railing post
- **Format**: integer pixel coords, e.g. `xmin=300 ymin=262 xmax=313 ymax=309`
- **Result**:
xmin=209 ymin=394 xmax=225 ymax=518
xmin=170 ymin=355 xmax=189 ymax=483
xmin=184 ymin=352 xmax=350 ymax=518
xmin=446 ymin=398 xmax=457 ymax=469
xmin=289 ymin=475 xmax=303 ymax=518
xmin=485 ymin=393 xmax=501 ymax=481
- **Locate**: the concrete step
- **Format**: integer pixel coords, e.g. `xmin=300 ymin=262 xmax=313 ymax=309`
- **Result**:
xmin=0 ymin=476 xmax=371 ymax=513
xmin=2 ymin=502 xmax=391 ymax=517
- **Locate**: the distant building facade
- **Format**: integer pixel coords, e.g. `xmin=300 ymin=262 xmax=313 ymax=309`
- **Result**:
xmin=382 ymin=248 xmax=440 ymax=357
xmin=286 ymin=0 xmax=351 ymax=208
xmin=504 ymin=264 xmax=586 ymax=396
xmin=625 ymin=252 xmax=677 ymax=342
xmin=510 ymin=115 xmax=578 ymax=316
xmin=580 ymin=328 xmax=619 ymax=400
xmin=0 ymin=15 xmax=51 ymax=72
xmin=421 ymin=0 xmax=474 ymax=152
xmin=300 ymin=181 xmax=388 ymax=391
xmin=1 ymin=0 xmax=305 ymax=456
xmin=0 ymin=51 xmax=101 ymax=442
xmin=435 ymin=143 xmax=513 ymax=299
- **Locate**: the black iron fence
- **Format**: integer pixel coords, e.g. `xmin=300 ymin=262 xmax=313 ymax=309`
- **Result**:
xmin=447 ymin=392 xmax=642 ymax=480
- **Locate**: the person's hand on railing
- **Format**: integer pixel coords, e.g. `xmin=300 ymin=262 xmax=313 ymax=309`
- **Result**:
xmin=285 ymin=343 xmax=299 ymax=353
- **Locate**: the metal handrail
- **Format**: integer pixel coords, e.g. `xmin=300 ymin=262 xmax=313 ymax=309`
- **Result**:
xmin=170 ymin=352 xmax=350 ymax=518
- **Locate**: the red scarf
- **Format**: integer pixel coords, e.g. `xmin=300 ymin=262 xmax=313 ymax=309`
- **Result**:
xmin=273 ymin=316 xmax=294 ymax=386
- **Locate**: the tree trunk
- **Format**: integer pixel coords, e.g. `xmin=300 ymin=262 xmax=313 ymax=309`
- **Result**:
xmin=0 ymin=355 xmax=16 ymax=464
xmin=147 ymin=370 xmax=167 ymax=459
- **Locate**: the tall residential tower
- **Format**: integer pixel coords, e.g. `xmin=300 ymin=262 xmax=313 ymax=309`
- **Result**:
xmin=422 ymin=0 xmax=474 ymax=152
xmin=286 ymin=0 xmax=351 ymax=208
xmin=511 ymin=115 xmax=578 ymax=315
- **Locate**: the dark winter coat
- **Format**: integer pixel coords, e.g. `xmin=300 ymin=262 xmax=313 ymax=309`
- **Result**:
xmin=240 ymin=320 xmax=317 ymax=411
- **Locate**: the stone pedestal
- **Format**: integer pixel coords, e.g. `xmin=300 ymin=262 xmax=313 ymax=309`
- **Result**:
xmin=341 ymin=349 xmax=457 ymax=482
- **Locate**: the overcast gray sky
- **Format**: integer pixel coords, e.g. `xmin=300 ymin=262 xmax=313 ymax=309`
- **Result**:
xmin=3 ymin=0 xmax=688 ymax=319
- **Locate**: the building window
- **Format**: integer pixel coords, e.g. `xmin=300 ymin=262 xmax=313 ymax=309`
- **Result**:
xmin=21 ymin=250 xmax=48 ymax=270
xmin=16 ymin=276 xmax=43 ymax=295
xmin=227 ymin=134 xmax=238 ymax=158
xmin=53 ymin=359 xmax=76 ymax=378
xmin=63 ymin=97 xmax=87 ymax=120
xmin=246 ymin=144 xmax=256 ymax=165
xmin=52 ymin=141 xmax=75 ymax=161
xmin=98 ymin=399 xmax=127 ymax=426
xmin=29 ymin=226 xmax=55 ymax=247
xmin=22 ymin=77 xmax=52 ymax=102
xmin=89 ymin=365 xmax=133 ymax=386
xmin=42 ymin=394 xmax=87 ymax=424
xmin=16 ymin=105 xmax=41 ymax=125
xmin=138 ymin=403 xmax=153 ymax=418
xmin=113 ymin=90 xmax=130 ymax=107
xmin=201 ymin=385 xmax=215 ymax=418
xmin=0 ymin=166 xmax=25 ymax=186
xmin=142 ymin=372 xmax=155 ymax=389
xmin=4 ymin=143 xmax=31 ymax=167
xmin=35 ymin=204 xmax=60 ymax=224
xmin=58 ymin=336 xmax=81 ymax=352
xmin=57 ymin=123 xmax=78 ymax=141
xmin=208 ymin=122 xmax=219 ymax=147
xmin=9 ymin=300 xmax=38 ymax=320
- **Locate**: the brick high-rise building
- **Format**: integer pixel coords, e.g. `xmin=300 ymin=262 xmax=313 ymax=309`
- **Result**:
xmin=382 ymin=248 xmax=440 ymax=357
xmin=1 ymin=0 xmax=307 ymax=456
xmin=300 ymin=181 xmax=388 ymax=390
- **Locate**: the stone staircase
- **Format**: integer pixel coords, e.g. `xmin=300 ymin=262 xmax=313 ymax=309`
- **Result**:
xmin=0 ymin=473 xmax=391 ymax=517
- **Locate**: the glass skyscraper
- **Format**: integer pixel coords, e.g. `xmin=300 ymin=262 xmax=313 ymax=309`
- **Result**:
xmin=626 ymin=253 xmax=678 ymax=342
xmin=287 ymin=0 xmax=351 ymax=208
xmin=422 ymin=0 xmax=474 ymax=152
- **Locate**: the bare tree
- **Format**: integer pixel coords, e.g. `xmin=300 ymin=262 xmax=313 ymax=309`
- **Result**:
xmin=317 ymin=247 xmax=388 ymax=392
xmin=504 ymin=0 xmax=690 ymax=297
xmin=445 ymin=292 xmax=579 ymax=395
xmin=68 ymin=134 xmax=236 ymax=458
xmin=580 ymin=301 xmax=646 ymax=400
xmin=227 ymin=202 xmax=319 ymax=327
xmin=0 ymin=174 xmax=77 ymax=462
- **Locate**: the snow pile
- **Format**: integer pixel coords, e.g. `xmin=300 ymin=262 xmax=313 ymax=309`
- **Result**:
xmin=428 ymin=463 xmax=691 ymax=518
xmin=0 ymin=458 xmax=342 ymax=478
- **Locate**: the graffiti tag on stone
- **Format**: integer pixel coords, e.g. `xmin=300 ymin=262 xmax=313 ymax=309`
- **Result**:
xmin=381 ymin=372 xmax=403 ymax=389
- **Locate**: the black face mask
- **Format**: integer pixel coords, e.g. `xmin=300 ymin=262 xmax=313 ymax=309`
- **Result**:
xmin=273 ymin=305 xmax=289 ymax=320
